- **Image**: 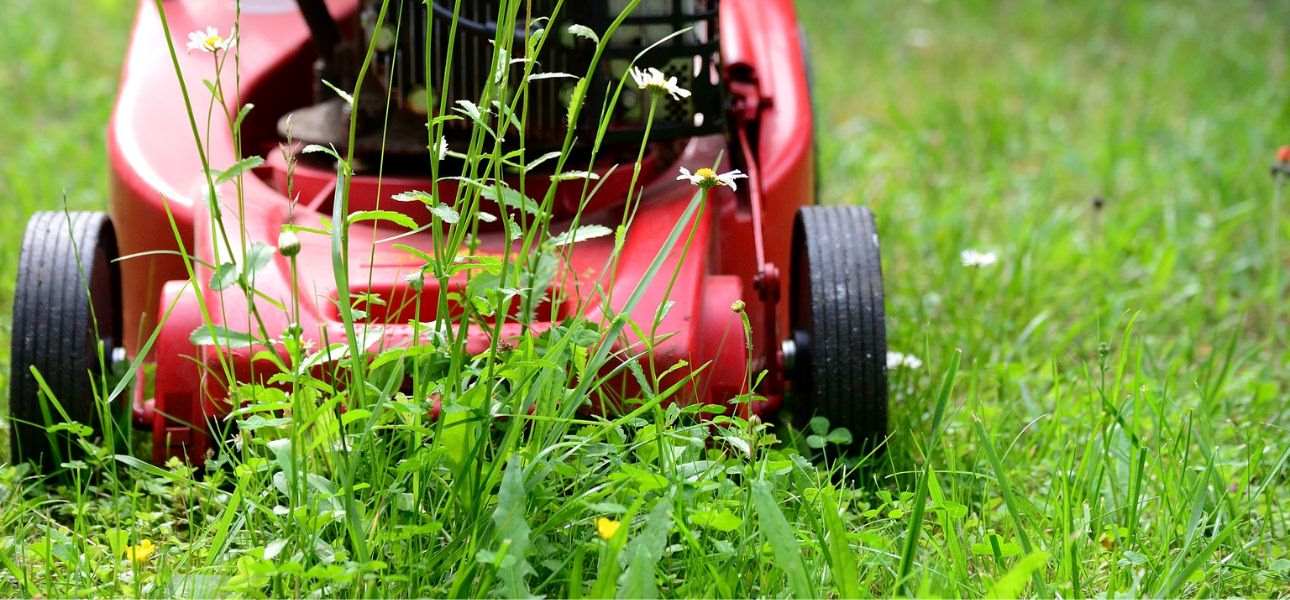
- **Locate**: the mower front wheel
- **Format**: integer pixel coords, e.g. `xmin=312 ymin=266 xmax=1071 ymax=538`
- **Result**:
xmin=786 ymin=205 xmax=888 ymax=454
xmin=8 ymin=211 xmax=123 ymax=470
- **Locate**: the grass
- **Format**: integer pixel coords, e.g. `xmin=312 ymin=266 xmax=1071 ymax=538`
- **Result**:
xmin=2 ymin=0 xmax=1289 ymax=597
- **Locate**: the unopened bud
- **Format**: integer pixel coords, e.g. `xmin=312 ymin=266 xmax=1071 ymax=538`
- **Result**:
xmin=405 ymin=271 xmax=425 ymax=292
xmin=278 ymin=229 xmax=301 ymax=257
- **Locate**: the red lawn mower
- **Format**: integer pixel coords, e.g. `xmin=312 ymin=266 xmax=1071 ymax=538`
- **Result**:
xmin=8 ymin=0 xmax=887 ymax=469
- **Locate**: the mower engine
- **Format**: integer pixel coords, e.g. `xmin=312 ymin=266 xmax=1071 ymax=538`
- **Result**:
xmin=285 ymin=0 xmax=725 ymax=164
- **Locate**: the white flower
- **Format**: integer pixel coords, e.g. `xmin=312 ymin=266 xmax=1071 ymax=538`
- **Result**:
xmin=186 ymin=26 xmax=233 ymax=54
xmin=960 ymin=249 xmax=998 ymax=268
xmin=677 ymin=167 xmax=747 ymax=191
xmin=886 ymin=351 xmax=923 ymax=370
xmin=433 ymin=136 xmax=449 ymax=159
xmin=630 ymin=67 xmax=691 ymax=102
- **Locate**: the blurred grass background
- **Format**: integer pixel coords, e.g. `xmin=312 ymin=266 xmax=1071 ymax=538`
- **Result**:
xmin=0 ymin=1 xmax=135 ymax=441
xmin=0 ymin=0 xmax=134 ymax=337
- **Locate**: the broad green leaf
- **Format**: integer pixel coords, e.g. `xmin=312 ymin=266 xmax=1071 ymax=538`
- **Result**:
xmin=825 ymin=427 xmax=853 ymax=445
xmin=808 ymin=416 xmax=830 ymax=435
xmin=245 ymin=242 xmax=275 ymax=278
xmin=298 ymin=342 xmax=351 ymax=374
xmin=214 ymin=155 xmax=264 ymax=184
xmin=301 ymin=144 xmax=340 ymax=161
xmin=523 ymin=151 xmax=563 ymax=171
xmin=987 ymin=551 xmax=1049 ymax=599
xmin=567 ymin=24 xmax=599 ymax=44
xmin=429 ymin=204 xmax=460 ymax=224
xmin=349 ymin=209 xmax=418 ymax=230
xmin=689 ymin=509 xmax=742 ymax=532
xmin=752 ymin=480 xmax=814 ymax=598
xmin=454 ymin=99 xmax=483 ymax=122
xmin=210 ymin=261 xmax=238 ymax=291
xmin=189 ymin=325 xmax=257 ymax=348
xmin=618 ymin=493 xmax=672 ymax=599
xmin=479 ymin=184 xmax=544 ymax=216
xmin=550 ymin=170 xmax=600 ymax=182
xmin=822 ymin=492 xmax=861 ymax=599
xmin=550 ymin=224 xmax=612 ymax=246
xmin=493 ymin=456 xmax=533 ymax=598
xmin=341 ymin=408 xmax=372 ymax=426
xmin=392 ymin=190 xmax=434 ymax=203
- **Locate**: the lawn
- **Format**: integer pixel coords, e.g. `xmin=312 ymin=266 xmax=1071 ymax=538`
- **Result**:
xmin=1 ymin=0 xmax=1288 ymax=597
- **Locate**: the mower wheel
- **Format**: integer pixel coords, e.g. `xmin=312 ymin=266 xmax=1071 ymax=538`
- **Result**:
xmin=787 ymin=205 xmax=888 ymax=453
xmin=8 ymin=211 xmax=123 ymax=470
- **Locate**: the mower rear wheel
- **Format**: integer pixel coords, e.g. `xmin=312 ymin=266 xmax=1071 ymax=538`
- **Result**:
xmin=787 ymin=205 xmax=888 ymax=454
xmin=8 ymin=211 xmax=123 ymax=470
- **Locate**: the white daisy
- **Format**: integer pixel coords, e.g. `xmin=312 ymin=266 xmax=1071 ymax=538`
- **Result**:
xmin=960 ymin=249 xmax=998 ymax=268
xmin=677 ymin=167 xmax=747 ymax=191
xmin=186 ymin=26 xmax=233 ymax=54
xmin=886 ymin=351 xmax=923 ymax=370
xmin=630 ymin=67 xmax=691 ymax=102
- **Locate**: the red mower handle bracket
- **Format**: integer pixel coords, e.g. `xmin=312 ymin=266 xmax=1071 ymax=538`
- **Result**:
xmin=727 ymin=62 xmax=786 ymax=399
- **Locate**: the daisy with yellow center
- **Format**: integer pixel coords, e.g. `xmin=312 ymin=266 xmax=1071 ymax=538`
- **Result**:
xmin=595 ymin=517 xmax=621 ymax=541
xmin=186 ymin=26 xmax=233 ymax=54
xmin=124 ymin=539 xmax=156 ymax=564
xmin=677 ymin=166 xmax=747 ymax=191
xmin=630 ymin=67 xmax=691 ymax=102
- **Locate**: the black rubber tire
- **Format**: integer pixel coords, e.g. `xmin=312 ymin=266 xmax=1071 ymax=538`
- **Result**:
xmin=9 ymin=211 xmax=122 ymax=470
xmin=789 ymin=205 xmax=888 ymax=453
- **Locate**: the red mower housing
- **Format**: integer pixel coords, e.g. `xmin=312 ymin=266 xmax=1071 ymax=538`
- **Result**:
xmin=8 ymin=0 xmax=888 ymax=469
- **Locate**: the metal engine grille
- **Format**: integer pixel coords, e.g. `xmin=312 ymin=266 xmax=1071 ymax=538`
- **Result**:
xmin=363 ymin=0 xmax=723 ymax=151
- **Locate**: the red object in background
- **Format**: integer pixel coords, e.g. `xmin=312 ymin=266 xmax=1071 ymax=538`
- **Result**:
xmin=1277 ymin=145 xmax=1290 ymax=164
xmin=106 ymin=0 xmax=817 ymax=464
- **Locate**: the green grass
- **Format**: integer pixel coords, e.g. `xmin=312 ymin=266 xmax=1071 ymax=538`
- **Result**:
xmin=2 ymin=0 xmax=1289 ymax=597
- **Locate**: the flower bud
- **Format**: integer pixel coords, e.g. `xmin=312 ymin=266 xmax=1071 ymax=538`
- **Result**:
xmin=277 ymin=229 xmax=301 ymax=258
xmin=404 ymin=271 xmax=425 ymax=292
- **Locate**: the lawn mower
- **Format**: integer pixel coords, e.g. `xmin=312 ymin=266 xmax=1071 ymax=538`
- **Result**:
xmin=7 ymin=0 xmax=887 ymax=470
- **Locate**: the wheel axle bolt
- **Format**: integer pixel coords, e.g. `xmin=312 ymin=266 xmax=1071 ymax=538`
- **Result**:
xmin=780 ymin=338 xmax=797 ymax=371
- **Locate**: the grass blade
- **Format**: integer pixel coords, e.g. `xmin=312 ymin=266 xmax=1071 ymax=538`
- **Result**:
xmin=972 ymin=418 xmax=1049 ymax=597
xmin=618 ymin=492 xmax=673 ymax=599
xmin=896 ymin=350 xmax=960 ymax=594
xmin=752 ymin=480 xmax=814 ymax=599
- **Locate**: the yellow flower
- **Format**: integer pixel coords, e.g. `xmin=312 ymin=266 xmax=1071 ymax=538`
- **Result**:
xmin=124 ymin=539 xmax=156 ymax=563
xmin=595 ymin=517 xmax=621 ymax=541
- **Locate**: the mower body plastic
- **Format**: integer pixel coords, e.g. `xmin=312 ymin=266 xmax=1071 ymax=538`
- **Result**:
xmin=107 ymin=0 xmax=815 ymax=463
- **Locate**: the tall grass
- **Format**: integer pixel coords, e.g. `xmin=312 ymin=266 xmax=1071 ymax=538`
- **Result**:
xmin=2 ymin=0 xmax=1289 ymax=597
